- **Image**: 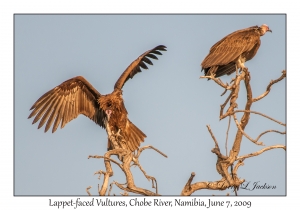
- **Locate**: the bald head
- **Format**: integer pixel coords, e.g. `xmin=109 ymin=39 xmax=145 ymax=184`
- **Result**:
xmin=260 ymin=24 xmax=272 ymax=35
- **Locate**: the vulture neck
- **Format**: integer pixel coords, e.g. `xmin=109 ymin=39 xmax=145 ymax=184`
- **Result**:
xmin=259 ymin=26 xmax=269 ymax=36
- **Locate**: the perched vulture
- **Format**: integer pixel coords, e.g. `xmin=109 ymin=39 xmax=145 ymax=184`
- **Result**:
xmin=28 ymin=45 xmax=166 ymax=152
xmin=201 ymin=24 xmax=272 ymax=78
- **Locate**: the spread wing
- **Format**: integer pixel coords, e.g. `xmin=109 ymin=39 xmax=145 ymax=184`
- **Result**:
xmin=201 ymin=26 xmax=261 ymax=68
xmin=114 ymin=45 xmax=166 ymax=90
xmin=28 ymin=76 xmax=106 ymax=133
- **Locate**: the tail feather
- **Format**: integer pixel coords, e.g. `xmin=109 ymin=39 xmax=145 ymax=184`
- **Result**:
xmin=127 ymin=120 xmax=146 ymax=151
xmin=106 ymin=120 xmax=146 ymax=152
xmin=204 ymin=62 xmax=236 ymax=79
xmin=130 ymin=129 xmax=140 ymax=149
xmin=215 ymin=63 xmax=236 ymax=78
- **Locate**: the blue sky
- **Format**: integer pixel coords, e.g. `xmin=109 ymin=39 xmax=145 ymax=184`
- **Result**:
xmin=14 ymin=14 xmax=286 ymax=196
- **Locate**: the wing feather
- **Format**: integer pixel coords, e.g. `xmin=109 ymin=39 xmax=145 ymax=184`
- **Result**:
xmin=142 ymin=57 xmax=153 ymax=65
xmin=52 ymin=98 xmax=66 ymax=133
xmin=45 ymin=95 xmax=64 ymax=132
xmin=145 ymin=54 xmax=158 ymax=60
xmin=31 ymin=93 xmax=58 ymax=124
xmin=28 ymin=76 xmax=106 ymax=133
xmin=38 ymin=96 xmax=60 ymax=129
xmin=114 ymin=45 xmax=166 ymax=90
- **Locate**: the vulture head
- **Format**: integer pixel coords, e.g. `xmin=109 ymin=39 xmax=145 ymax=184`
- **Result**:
xmin=260 ymin=24 xmax=272 ymax=35
xmin=98 ymin=89 xmax=125 ymax=119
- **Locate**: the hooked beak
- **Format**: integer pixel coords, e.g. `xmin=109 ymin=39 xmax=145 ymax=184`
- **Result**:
xmin=105 ymin=110 xmax=112 ymax=119
xmin=267 ymin=28 xmax=272 ymax=33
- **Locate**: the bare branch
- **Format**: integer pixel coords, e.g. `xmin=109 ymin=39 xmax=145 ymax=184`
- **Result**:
xmin=220 ymin=91 xmax=234 ymax=118
xmin=253 ymin=70 xmax=286 ymax=102
xmin=136 ymin=145 xmax=168 ymax=159
xmin=233 ymin=113 xmax=285 ymax=144
xmin=220 ymin=87 xmax=228 ymax=96
xmin=181 ymin=173 xmax=245 ymax=196
xmin=88 ymin=155 xmax=123 ymax=169
xmin=108 ymin=182 xmax=114 ymax=196
xmin=233 ymin=114 xmax=264 ymax=146
xmin=120 ymin=191 xmax=129 ymax=196
xmin=233 ymin=160 xmax=244 ymax=174
xmin=211 ymin=148 xmax=228 ymax=160
xmin=230 ymin=165 xmax=238 ymax=196
xmin=237 ymin=145 xmax=286 ymax=160
xmin=256 ymin=129 xmax=286 ymax=141
xmin=114 ymin=181 xmax=159 ymax=196
xmin=108 ymin=181 xmax=127 ymax=196
xmin=226 ymin=116 xmax=231 ymax=156
xmin=220 ymin=71 xmax=245 ymax=120
xmin=234 ymin=110 xmax=286 ymax=126
xmin=200 ymin=75 xmax=233 ymax=90
xmin=86 ymin=186 xmax=92 ymax=196
xmin=206 ymin=125 xmax=220 ymax=149
xmin=182 ymin=172 xmax=195 ymax=194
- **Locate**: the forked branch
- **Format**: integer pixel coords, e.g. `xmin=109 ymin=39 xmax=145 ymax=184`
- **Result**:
xmin=234 ymin=110 xmax=286 ymax=126
xmin=184 ymin=69 xmax=286 ymax=195
xmin=88 ymin=118 xmax=167 ymax=196
xmin=237 ymin=145 xmax=286 ymax=160
xmin=253 ymin=70 xmax=286 ymax=102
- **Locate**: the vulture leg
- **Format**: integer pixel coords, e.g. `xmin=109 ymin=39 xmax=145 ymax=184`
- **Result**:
xmin=235 ymin=64 xmax=239 ymax=77
xmin=235 ymin=56 xmax=247 ymax=76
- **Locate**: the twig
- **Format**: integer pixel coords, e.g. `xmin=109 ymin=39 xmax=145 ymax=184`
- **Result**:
xmin=200 ymin=75 xmax=232 ymax=89
xmin=211 ymin=148 xmax=228 ymax=160
xmin=226 ymin=116 xmax=231 ymax=156
xmin=86 ymin=186 xmax=92 ymax=196
xmin=234 ymin=110 xmax=286 ymax=126
xmin=237 ymin=145 xmax=286 ymax=160
xmin=108 ymin=182 xmax=114 ymax=196
xmin=230 ymin=165 xmax=238 ymax=196
xmin=233 ymin=114 xmax=264 ymax=146
xmin=206 ymin=125 xmax=220 ymax=149
xmin=233 ymin=160 xmax=244 ymax=174
xmin=253 ymin=70 xmax=286 ymax=102
xmin=255 ymin=130 xmax=286 ymax=141
xmin=120 ymin=191 xmax=129 ymax=196
xmin=181 ymin=174 xmax=245 ymax=196
xmin=220 ymin=71 xmax=245 ymax=120
xmin=136 ymin=145 xmax=168 ymax=159
xmin=88 ymin=155 xmax=123 ymax=169
xmin=220 ymin=91 xmax=234 ymax=118
xmin=183 ymin=172 xmax=195 ymax=193
xmin=114 ymin=181 xmax=159 ymax=196
xmin=220 ymin=86 xmax=228 ymax=96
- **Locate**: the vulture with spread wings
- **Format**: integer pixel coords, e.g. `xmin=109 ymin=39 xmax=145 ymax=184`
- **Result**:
xmin=28 ymin=45 xmax=166 ymax=152
xmin=201 ymin=24 xmax=272 ymax=78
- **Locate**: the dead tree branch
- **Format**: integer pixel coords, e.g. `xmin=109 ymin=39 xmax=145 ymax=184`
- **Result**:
xmin=233 ymin=114 xmax=264 ymax=146
xmin=181 ymin=172 xmax=245 ymax=196
xmin=86 ymin=186 xmax=92 ymax=196
xmin=253 ymin=70 xmax=286 ymax=102
xmin=183 ymin=69 xmax=286 ymax=195
xmin=135 ymin=145 xmax=168 ymax=159
xmin=237 ymin=145 xmax=286 ymax=160
xmin=234 ymin=110 xmax=286 ymax=126
xmin=88 ymin=116 xmax=167 ymax=196
xmin=219 ymin=71 xmax=246 ymax=120
xmin=200 ymin=75 xmax=233 ymax=90
xmin=226 ymin=116 xmax=231 ymax=156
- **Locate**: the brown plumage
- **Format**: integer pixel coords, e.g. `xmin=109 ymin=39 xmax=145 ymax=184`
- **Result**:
xmin=28 ymin=45 xmax=166 ymax=152
xmin=201 ymin=24 xmax=272 ymax=78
